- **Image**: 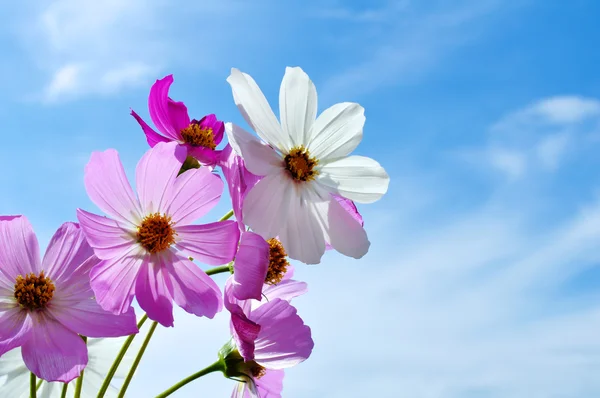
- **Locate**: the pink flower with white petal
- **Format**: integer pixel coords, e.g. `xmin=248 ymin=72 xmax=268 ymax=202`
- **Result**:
xmin=0 ymin=217 xmax=137 ymax=382
xmin=223 ymin=264 xmax=310 ymax=398
xmin=76 ymin=141 xmax=240 ymax=327
xmin=225 ymin=66 xmax=389 ymax=264
xmin=131 ymin=74 xmax=225 ymax=166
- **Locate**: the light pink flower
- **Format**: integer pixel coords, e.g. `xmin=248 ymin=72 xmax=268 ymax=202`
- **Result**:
xmin=225 ymin=66 xmax=389 ymax=264
xmin=77 ymin=141 xmax=240 ymax=327
xmin=0 ymin=217 xmax=137 ymax=382
xmin=131 ymin=74 xmax=225 ymax=166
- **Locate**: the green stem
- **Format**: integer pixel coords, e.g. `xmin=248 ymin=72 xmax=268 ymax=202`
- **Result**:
xmin=154 ymin=360 xmax=224 ymax=398
xmin=35 ymin=380 xmax=43 ymax=391
xmin=74 ymin=336 xmax=87 ymax=398
xmin=205 ymin=263 xmax=233 ymax=276
xmin=219 ymin=209 xmax=234 ymax=221
xmin=60 ymin=383 xmax=69 ymax=398
xmin=30 ymin=373 xmax=36 ymax=398
xmin=97 ymin=315 xmax=148 ymax=398
xmin=117 ymin=321 xmax=159 ymax=398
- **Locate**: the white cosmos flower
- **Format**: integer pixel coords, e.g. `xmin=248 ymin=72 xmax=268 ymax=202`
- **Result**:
xmin=225 ymin=66 xmax=390 ymax=264
xmin=0 ymin=335 xmax=139 ymax=398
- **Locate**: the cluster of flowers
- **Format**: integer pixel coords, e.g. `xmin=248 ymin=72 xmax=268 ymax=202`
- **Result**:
xmin=0 ymin=67 xmax=389 ymax=397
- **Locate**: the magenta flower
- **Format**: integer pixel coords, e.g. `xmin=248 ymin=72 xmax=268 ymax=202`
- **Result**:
xmin=223 ymin=264 xmax=310 ymax=398
xmin=76 ymin=141 xmax=240 ymax=327
xmin=0 ymin=216 xmax=137 ymax=382
xmin=131 ymin=74 xmax=225 ymax=166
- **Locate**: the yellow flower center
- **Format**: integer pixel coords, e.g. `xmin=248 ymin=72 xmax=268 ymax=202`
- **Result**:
xmin=137 ymin=213 xmax=177 ymax=254
xmin=181 ymin=123 xmax=216 ymax=149
xmin=14 ymin=271 xmax=55 ymax=310
xmin=265 ymin=238 xmax=289 ymax=285
xmin=284 ymin=146 xmax=318 ymax=182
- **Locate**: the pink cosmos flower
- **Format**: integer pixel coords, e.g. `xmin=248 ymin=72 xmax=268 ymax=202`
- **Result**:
xmin=225 ymin=66 xmax=390 ymax=264
xmin=131 ymin=74 xmax=225 ymax=166
xmin=76 ymin=141 xmax=240 ymax=327
xmin=0 ymin=216 xmax=137 ymax=382
xmin=224 ymin=265 xmax=311 ymax=398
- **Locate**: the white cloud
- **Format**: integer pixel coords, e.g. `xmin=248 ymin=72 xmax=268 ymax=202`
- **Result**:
xmin=533 ymin=96 xmax=600 ymax=124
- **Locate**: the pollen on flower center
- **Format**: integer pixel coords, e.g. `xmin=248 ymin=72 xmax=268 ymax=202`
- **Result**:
xmin=180 ymin=122 xmax=216 ymax=149
xmin=250 ymin=362 xmax=266 ymax=379
xmin=265 ymin=238 xmax=289 ymax=285
xmin=137 ymin=213 xmax=177 ymax=254
xmin=14 ymin=271 xmax=55 ymax=310
xmin=284 ymin=146 xmax=318 ymax=182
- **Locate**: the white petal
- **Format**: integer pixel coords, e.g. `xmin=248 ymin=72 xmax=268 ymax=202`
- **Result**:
xmin=278 ymin=185 xmax=326 ymax=265
xmin=306 ymin=102 xmax=364 ymax=161
xmin=279 ymin=67 xmax=317 ymax=148
xmin=317 ymin=155 xmax=389 ymax=203
xmin=243 ymin=169 xmax=295 ymax=239
xmin=225 ymin=123 xmax=283 ymax=176
xmin=227 ymin=68 xmax=290 ymax=151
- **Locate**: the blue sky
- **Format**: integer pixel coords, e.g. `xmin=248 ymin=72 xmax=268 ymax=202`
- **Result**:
xmin=1 ymin=0 xmax=600 ymax=396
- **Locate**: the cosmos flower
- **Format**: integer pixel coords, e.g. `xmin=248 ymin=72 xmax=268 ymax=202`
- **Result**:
xmin=223 ymin=245 xmax=310 ymax=398
xmin=77 ymin=141 xmax=240 ymax=327
xmin=225 ymin=66 xmax=390 ymax=264
xmin=0 ymin=217 xmax=137 ymax=382
xmin=0 ymin=333 xmax=143 ymax=398
xmin=131 ymin=74 xmax=225 ymax=166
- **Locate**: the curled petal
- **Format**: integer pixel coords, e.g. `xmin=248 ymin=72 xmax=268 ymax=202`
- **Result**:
xmin=148 ymin=75 xmax=190 ymax=140
xmin=231 ymin=232 xmax=269 ymax=301
xmin=131 ymin=109 xmax=171 ymax=147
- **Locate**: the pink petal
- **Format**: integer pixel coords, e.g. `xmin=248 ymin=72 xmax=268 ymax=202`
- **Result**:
xmin=0 ymin=215 xmax=41 ymax=278
xmin=89 ymin=247 xmax=144 ymax=314
xmin=167 ymin=253 xmax=223 ymax=319
xmin=198 ymin=114 xmax=225 ymax=144
xmin=251 ymin=299 xmax=314 ymax=369
xmin=325 ymin=195 xmax=363 ymax=250
xmin=21 ymin=314 xmax=87 ymax=383
xmin=76 ymin=209 xmax=137 ymax=260
xmin=187 ymin=145 xmax=222 ymax=166
xmin=231 ymin=232 xmax=269 ymax=301
xmin=242 ymin=169 xmax=294 ymax=241
xmin=136 ymin=141 xmax=187 ymax=215
xmin=174 ymin=221 xmax=240 ymax=266
xmin=224 ymin=278 xmax=259 ymax=361
xmin=254 ymin=369 xmax=285 ymax=398
xmin=262 ymin=280 xmax=308 ymax=303
xmin=41 ymin=222 xmax=96 ymax=288
xmin=164 ymin=166 xmax=223 ymax=225
xmin=148 ymin=75 xmax=189 ymax=140
xmin=135 ymin=257 xmax=175 ymax=327
xmin=48 ymin=296 xmax=138 ymax=337
xmin=0 ymin=306 xmax=32 ymax=356
xmin=84 ymin=149 xmax=142 ymax=228
xmin=131 ymin=109 xmax=171 ymax=147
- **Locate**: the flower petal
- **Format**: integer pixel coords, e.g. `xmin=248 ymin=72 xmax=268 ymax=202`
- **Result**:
xmin=227 ymin=68 xmax=290 ymax=151
xmin=89 ymin=247 xmax=144 ymax=314
xmin=136 ymin=141 xmax=187 ymax=215
xmin=41 ymin=222 xmax=95 ymax=287
xmin=49 ymin=296 xmax=138 ymax=338
xmin=0 ymin=306 xmax=32 ymax=356
xmin=130 ymin=109 xmax=171 ymax=147
xmin=0 ymin=215 xmax=41 ymax=278
xmin=317 ymin=155 xmax=389 ymax=203
xmin=21 ymin=314 xmax=87 ymax=383
xmin=242 ymin=170 xmax=294 ymax=240
xmin=148 ymin=75 xmax=189 ymax=140
xmin=84 ymin=149 xmax=143 ymax=227
xmin=135 ymin=258 xmax=175 ymax=327
xmin=224 ymin=278 xmax=259 ymax=361
xmin=164 ymin=166 xmax=223 ymax=225
xmin=255 ymin=369 xmax=285 ymax=398
xmin=252 ymin=299 xmax=314 ymax=369
xmin=306 ymin=102 xmax=364 ymax=161
xmin=326 ymin=194 xmax=370 ymax=259
xmin=174 ymin=221 xmax=240 ymax=266
xmin=262 ymin=279 xmax=308 ymax=303
xmin=167 ymin=254 xmax=223 ymax=319
xmin=225 ymin=123 xmax=283 ymax=176
xmin=198 ymin=114 xmax=225 ymax=145
xmin=77 ymin=209 xmax=136 ymax=260
xmin=279 ymin=66 xmax=317 ymax=148
xmin=325 ymin=195 xmax=363 ymax=251
xmin=231 ymin=232 xmax=269 ymax=301
xmin=277 ymin=187 xmax=326 ymax=265
xmin=187 ymin=145 xmax=222 ymax=166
